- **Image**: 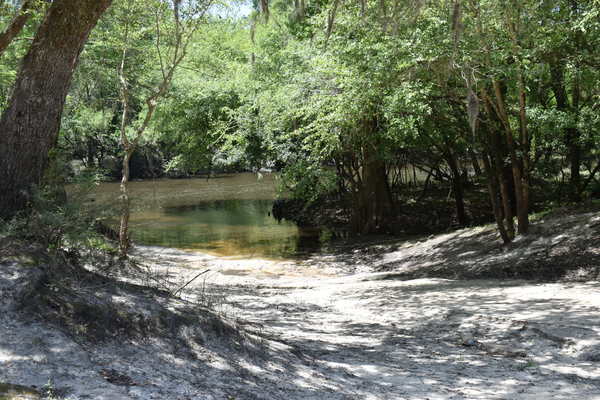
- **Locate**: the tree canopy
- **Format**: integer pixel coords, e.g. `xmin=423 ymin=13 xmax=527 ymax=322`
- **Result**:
xmin=1 ymin=0 xmax=599 ymax=241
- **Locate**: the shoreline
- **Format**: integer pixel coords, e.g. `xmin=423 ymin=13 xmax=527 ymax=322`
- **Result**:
xmin=1 ymin=208 xmax=599 ymax=399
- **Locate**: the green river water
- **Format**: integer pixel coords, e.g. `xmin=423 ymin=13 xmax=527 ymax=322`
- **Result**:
xmin=92 ymin=173 xmax=323 ymax=259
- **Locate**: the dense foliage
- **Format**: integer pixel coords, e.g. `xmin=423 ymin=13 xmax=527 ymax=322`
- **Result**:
xmin=1 ymin=0 xmax=599 ymax=241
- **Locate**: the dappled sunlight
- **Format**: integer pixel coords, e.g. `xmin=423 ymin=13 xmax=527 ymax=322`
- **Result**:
xmin=2 ymin=206 xmax=599 ymax=398
xmin=3 ymin=250 xmax=600 ymax=398
xmin=367 ymin=212 xmax=600 ymax=281
xmin=0 ymin=0 xmax=598 ymax=396
xmin=123 ymin=218 xmax=600 ymax=398
xmin=205 ymin=273 xmax=600 ymax=399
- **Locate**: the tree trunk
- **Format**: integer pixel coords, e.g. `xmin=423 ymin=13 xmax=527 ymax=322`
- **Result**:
xmin=444 ymin=147 xmax=468 ymax=226
xmin=482 ymin=154 xmax=511 ymax=244
xmin=119 ymin=151 xmax=133 ymax=257
xmin=516 ymin=72 xmax=531 ymax=231
xmin=567 ymin=126 xmax=582 ymax=197
xmin=350 ymin=127 xmax=394 ymax=235
xmin=492 ymin=80 xmax=529 ymax=234
xmin=114 ymin=0 xmax=201 ymax=257
xmin=481 ymin=90 xmax=515 ymax=240
xmin=351 ymin=150 xmax=393 ymax=234
xmin=468 ymin=148 xmax=482 ymax=177
xmin=0 ymin=0 xmax=112 ymax=219
xmin=489 ymin=136 xmax=515 ymax=240
xmin=549 ymin=61 xmax=581 ymax=199
xmin=504 ymin=1 xmax=531 ymax=233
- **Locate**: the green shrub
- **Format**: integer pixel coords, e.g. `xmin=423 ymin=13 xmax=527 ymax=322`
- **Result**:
xmin=1 ymin=156 xmax=114 ymax=254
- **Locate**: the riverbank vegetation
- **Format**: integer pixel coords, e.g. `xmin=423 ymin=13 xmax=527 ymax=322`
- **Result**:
xmin=1 ymin=0 xmax=599 ymax=245
xmin=1 ymin=2 xmax=600 ymax=397
xmin=0 ymin=0 xmax=599 ymax=332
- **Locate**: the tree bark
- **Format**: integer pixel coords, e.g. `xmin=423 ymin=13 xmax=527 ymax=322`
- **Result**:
xmin=492 ymin=80 xmax=529 ymax=234
xmin=360 ymin=151 xmax=393 ymax=233
xmin=482 ymin=154 xmax=511 ymax=244
xmin=468 ymin=147 xmax=482 ymax=177
xmin=0 ymin=0 xmax=113 ymax=219
xmin=481 ymin=89 xmax=515 ymax=240
xmin=351 ymin=146 xmax=393 ymax=234
xmin=350 ymin=119 xmax=394 ymax=235
xmin=502 ymin=7 xmax=532 ymax=234
xmin=119 ymin=150 xmax=133 ymax=256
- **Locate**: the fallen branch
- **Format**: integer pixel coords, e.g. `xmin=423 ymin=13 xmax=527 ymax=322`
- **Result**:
xmin=171 ymin=269 xmax=210 ymax=297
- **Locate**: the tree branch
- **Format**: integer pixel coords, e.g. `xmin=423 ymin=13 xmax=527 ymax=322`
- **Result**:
xmin=0 ymin=0 xmax=35 ymax=56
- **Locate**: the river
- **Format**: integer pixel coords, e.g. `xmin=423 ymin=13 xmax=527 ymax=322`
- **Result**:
xmin=91 ymin=173 xmax=324 ymax=259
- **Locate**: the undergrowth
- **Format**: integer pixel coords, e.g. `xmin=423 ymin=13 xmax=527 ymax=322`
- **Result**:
xmin=0 ymin=172 xmax=246 ymax=349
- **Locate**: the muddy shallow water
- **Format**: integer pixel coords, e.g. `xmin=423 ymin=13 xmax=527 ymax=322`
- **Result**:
xmin=91 ymin=173 xmax=326 ymax=259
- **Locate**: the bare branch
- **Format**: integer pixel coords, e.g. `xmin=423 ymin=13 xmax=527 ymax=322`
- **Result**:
xmin=155 ymin=8 xmax=167 ymax=81
xmin=326 ymin=0 xmax=342 ymax=44
xmin=0 ymin=0 xmax=34 ymax=56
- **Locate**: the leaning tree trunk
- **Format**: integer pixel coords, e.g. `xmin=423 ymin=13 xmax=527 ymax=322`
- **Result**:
xmin=481 ymin=90 xmax=515 ymax=241
xmin=492 ymin=81 xmax=529 ymax=235
xmin=0 ymin=0 xmax=112 ymax=219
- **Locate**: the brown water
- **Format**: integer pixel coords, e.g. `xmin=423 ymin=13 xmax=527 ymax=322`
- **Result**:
xmin=91 ymin=173 xmax=322 ymax=259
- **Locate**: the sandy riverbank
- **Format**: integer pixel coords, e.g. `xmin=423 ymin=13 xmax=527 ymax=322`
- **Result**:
xmin=1 ymin=209 xmax=599 ymax=399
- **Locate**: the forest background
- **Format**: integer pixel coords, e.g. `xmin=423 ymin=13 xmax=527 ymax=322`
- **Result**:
xmin=0 ymin=0 xmax=599 ymax=245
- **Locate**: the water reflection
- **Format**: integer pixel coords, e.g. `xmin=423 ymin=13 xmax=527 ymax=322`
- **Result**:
xmin=131 ymin=199 xmax=305 ymax=258
xmin=89 ymin=174 xmax=324 ymax=259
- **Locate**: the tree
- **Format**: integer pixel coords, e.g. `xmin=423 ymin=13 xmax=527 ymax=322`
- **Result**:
xmin=248 ymin=0 xmax=599 ymax=240
xmin=0 ymin=0 xmax=112 ymax=219
xmin=115 ymin=0 xmax=211 ymax=256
